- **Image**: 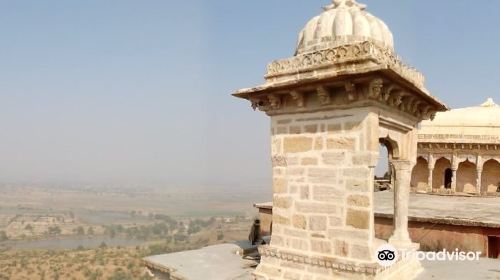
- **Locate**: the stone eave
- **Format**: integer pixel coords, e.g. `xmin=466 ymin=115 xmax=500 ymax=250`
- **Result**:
xmin=233 ymin=68 xmax=448 ymax=113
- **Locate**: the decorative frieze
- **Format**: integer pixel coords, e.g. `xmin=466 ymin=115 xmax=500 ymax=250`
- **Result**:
xmin=418 ymin=142 xmax=500 ymax=151
xmin=418 ymin=134 xmax=500 ymax=144
xmin=258 ymin=245 xmax=382 ymax=275
xmin=266 ymin=41 xmax=426 ymax=90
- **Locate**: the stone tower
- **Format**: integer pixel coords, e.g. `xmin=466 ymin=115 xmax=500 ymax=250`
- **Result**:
xmin=233 ymin=0 xmax=448 ymax=279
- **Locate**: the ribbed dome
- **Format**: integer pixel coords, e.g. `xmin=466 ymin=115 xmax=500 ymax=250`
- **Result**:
xmin=296 ymin=0 xmax=394 ymax=55
xmin=419 ymin=98 xmax=500 ymax=143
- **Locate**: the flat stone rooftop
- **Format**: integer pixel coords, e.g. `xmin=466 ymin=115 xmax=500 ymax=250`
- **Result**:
xmin=145 ymin=193 xmax=500 ymax=279
xmin=375 ymin=191 xmax=500 ymax=228
xmin=144 ymin=243 xmax=258 ymax=280
xmin=144 ymin=243 xmax=500 ymax=280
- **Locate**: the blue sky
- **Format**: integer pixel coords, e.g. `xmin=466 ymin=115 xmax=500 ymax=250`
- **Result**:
xmin=0 ymin=0 xmax=498 ymax=189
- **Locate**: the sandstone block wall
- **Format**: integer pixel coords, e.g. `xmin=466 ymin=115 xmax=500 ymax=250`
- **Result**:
xmin=269 ymin=108 xmax=379 ymax=263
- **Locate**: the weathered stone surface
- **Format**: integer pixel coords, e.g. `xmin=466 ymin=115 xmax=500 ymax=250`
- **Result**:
xmin=312 ymin=186 xmax=343 ymax=203
xmin=327 ymin=124 xmax=341 ymax=132
xmin=346 ymin=209 xmax=370 ymax=229
xmin=322 ymin=152 xmax=346 ymax=165
xmin=272 ymin=155 xmax=287 ymax=167
xmin=286 ymin=157 xmax=300 ymax=166
xmin=328 ymin=229 xmax=369 ymax=240
xmin=300 ymin=186 xmax=310 ymax=200
xmin=346 ymin=178 xmax=369 ymax=192
xmin=271 ymin=235 xmax=285 ymax=247
xmin=347 ymin=195 xmax=370 ymax=207
xmin=350 ymin=244 xmax=371 ymax=261
xmin=345 ymin=121 xmax=362 ymax=131
xmin=308 ymin=168 xmax=337 ymax=184
xmin=314 ymin=137 xmax=324 ymax=150
xmin=304 ymin=124 xmax=318 ymax=133
xmin=277 ymin=119 xmax=292 ymax=125
xmin=274 ymin=214 xmax=291 ymax=225
xmin=288 ymin=167 xmax=305 ymax=176
xmin=301 ymin=157 xmax=318 ymax=166
xmin=352 ymin=153 xmax=375 ymax=166
xmin=274 ymin=196 xmax=293 ymax=209
xmin=290 ymin=126 xmax=302 ymax=134
xmin=326 ymin=137 xmax=356 ymax=151
xmin=292 ymin=215 xmax=306 ymax=229
xmin=309 ymin=216 xmax=327 ymax=231
xmin=277 ymin=126 xmax=287 ymax=134
xmin=334 ymin=240 xmax=349 ymax=257
xmin=284 ymin=137 xmax=313 ymax=153
xmin=258 ymin=264 xmax=282 ymax=278
xmin=343 ymin=167 xmax=370 ymax=178
xmin=273 ymin=178 xmax=288 ymax=193
xmin=296 ymin=202 xmax=337 ymax=214
xmin=284 ymin=228 xmax=308 ymax=238
xmin=329 ymin=216 xmax=343 ymax=227
xmin=289 ymin=238 xmax=309 ymax=251
xmin=310 ymin=239 xmax=332 ymax=254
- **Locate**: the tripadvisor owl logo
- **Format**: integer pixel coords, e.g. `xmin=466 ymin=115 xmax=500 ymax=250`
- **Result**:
xmin=375 ymin=244 xmax=398 ymax=267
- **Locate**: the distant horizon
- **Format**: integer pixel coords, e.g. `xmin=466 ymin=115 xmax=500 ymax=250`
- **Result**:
xmin=0 ymin=0 xmax=498 ymax=188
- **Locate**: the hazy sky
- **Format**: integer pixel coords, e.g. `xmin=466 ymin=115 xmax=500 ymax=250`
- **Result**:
xmin=0 ymin=0 xmax=498 ymax=189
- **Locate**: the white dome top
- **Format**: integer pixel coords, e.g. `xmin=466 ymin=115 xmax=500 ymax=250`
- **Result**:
xmin=296 ymin=0 xmax=394 ymax=55
xmin=419 ymin=98 xmax=500 ymax=143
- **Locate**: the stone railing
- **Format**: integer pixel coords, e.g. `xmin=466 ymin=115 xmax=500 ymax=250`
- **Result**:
xmin=265 ymin=41 xmax=425 ymax=90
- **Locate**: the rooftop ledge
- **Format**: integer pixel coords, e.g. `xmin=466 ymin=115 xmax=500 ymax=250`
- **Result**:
xmin=233 ymin=41 xmax=447 ymax=112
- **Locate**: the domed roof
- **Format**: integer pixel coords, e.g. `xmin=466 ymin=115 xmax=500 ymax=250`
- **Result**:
xmin=419 ymin=98 xmax=500 ymax=143
xmin=296 ymin=0 xmax=394 ymax=55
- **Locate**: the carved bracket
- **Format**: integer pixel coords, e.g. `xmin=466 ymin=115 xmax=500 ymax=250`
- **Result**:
xmin=290 ymin=91 xmax=305 ymax=108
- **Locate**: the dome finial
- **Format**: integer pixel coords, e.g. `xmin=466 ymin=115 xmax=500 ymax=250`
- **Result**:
xmin=325 ymin=0 xmax=366 ymax=11
xmin=480 ymin=98 xmax=498 ymax=107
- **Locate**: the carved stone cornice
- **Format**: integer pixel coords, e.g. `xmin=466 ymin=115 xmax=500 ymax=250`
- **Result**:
xmin=266 ymin=41 xmax=425 ymax=90
xmin=258 ymin=245 xmax=381 ymax=275
xmin=248 ymin=77 xmax=439 ymax=121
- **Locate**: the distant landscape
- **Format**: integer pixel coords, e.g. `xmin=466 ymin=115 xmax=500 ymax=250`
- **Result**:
xmin=0 ymin=185 xmax=271 ymax=279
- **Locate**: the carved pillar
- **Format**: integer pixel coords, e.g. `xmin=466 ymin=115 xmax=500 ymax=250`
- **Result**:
xmin=427 ymin=154 xmax=434 ymax=193
xmin=427 ymin=167 xmax=434 ymax=193
xmin=451 ymin=155 xmax=459 ymax=193
xmin=451 ymin=169 xmax=458 ymax=193
xmin=389 ymin=160 xmax=415 ymax=249
xmin=477 ymin=168 xmax=483 ymax=195
xmin=476 ymin=155 xmax=483 ymax=195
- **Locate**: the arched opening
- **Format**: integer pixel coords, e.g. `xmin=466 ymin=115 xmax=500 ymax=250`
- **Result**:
xmin=444 ymin=169 xmax=453 ymax=189
xmin=411 ymin=157 xmax=428 ymax=192
xmin=375 ymin=144 xmax=390 ymax=179
xmin=433 ymin=158 xmax=451 ymax=190
xmin=374 ymin=143 xmax=391 ymax=191
xmin=375 ymin=138 xmax=398 ymax=191
xmin=457 ymin=160 xmax=477 ymax=193
xmin=482 ymin=159 xmax=500 ymax=193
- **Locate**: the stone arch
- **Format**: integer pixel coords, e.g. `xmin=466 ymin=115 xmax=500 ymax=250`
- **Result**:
xmin=379 ymin=137 xmax=400 ymax=160
xmin=433 ymin=157 xmax=451 ymax=190
xmin=377 ymin=137 xmax=401 ymax=187
xmin=457 ymin=160 xmax=477 ymax=193
xmin=411 ymin=157 xmax=428 ymax=192
xmin=482 ymin=159 xmax=500 ymax=193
